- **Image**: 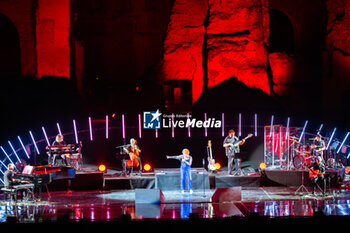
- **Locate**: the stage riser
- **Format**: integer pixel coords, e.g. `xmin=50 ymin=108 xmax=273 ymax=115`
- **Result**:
xmin=155 ymin=172 xmax=210 ymax=190
xmin=261 ymin=169 xmax=345 ymax=187
xmin=214 ymin=176 xmax=260 ymax=188
xmin=104 ymin=178 xmax=155 ymax=190
xmin=48 ymin=172 xmax=104 ymax=191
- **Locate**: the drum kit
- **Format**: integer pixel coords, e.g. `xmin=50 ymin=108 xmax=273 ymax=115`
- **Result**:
xmin=290 ymin=136 xmax=317 ymax=169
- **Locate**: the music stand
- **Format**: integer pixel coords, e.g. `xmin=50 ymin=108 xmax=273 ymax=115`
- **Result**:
xmin=295 ymin=165 xmax=309 ymax=195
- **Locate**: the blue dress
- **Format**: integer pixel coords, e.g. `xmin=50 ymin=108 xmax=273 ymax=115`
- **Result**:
xmin=181 ymin=157 xmax=192 ymax=191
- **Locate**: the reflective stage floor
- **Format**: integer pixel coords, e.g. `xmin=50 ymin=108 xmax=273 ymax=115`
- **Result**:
xmin=2 ymin=187 xmax=350 ymax=223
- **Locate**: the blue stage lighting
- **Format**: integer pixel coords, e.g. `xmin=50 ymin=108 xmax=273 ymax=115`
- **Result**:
xmin=8 ymin=141 xmax=21 ymax=164
xmin=41 ymin=127 xmax=50 ymax=146
xmin=17 ymin=136 xmax=30 ymax=159
xmin=29 ymin=131 xmax=40 ymax=154
xmin=326 ymin=128 xmax=337 ymax=150
xmin=337 ymin=132 xmax=349 ymax=154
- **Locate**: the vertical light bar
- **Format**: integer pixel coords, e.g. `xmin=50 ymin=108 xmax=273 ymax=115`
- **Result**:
xmin=285 ymin=117 xmax=290 ymax=138
xmin=88 ymin=117 xmax=93 ymax=141
xmin=0 ymin=146 xmax=15 ymax=164
xmin=337 ymin=132 xmax=350 ymax=154
xmin=318 ymin=124 xmax=324 ymax=132
xmin=238 ymin=113 xmax=242 ymax=137
xmin=56 ymin=123 xmax=62 ymax=135
xmin=106 ymin=115 xmax=109 ymax=139
xmin=17 ymin=136 xmax=30 ymax=159
xmin=138 ymin=114 xmax=142 ymax=139
xmin=298 ymin=120 xmax=308 ymax=143
xmin=29 ymin=131 xmax=40 ymax=154
xmin=326 ymin=128 xmax=337 ymax=150
xmin=121 ymin=114 xmax=125 ymax=139
xmin=8 ymin=141 xmax=21 ymax=163
xmin=155 ymin=128 xmax=158 ymax=138
xmin=73 ymin=120 xmax=79 ymax=144
xmin=41 ymin=127 xmax=50 ymax=146
xmin=204 ymin=113 xmax=208 ymax=137
xmin=187 ymin=113 xmax=191 ymax=138
xmin=254 ymin=114 xmax=257 ymax=137
xmin=171 ymin=114 xmax=175 ymax=138
xmin=221 ymin=113 xmax=225 ymax=137
xmin=269 ymin=115 xmax=274 ymax=137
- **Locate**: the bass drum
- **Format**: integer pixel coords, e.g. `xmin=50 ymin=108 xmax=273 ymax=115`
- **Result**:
xmin=293 ymin=154 xmax=305 ymax=169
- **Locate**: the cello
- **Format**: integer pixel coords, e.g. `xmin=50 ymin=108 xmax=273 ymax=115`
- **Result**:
xmin=123 ymin=141 xmax=141 ymax=169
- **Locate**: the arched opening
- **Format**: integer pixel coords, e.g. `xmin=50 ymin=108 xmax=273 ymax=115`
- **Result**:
xmin=268 ymin=9 xmax=295 ymax=53
xmin=0 ymin=14 xmax=21 ymax=77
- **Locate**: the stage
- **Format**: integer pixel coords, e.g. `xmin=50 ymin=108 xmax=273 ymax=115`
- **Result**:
xmin=1 ymin=164 xmax=349 ymax=228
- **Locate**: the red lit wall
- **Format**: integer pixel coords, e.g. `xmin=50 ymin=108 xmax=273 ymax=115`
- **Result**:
xmin=36 ymin=0 xmax=70 ymax=78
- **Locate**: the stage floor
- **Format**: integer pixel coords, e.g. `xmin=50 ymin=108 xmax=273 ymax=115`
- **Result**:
xmin=1 ymin=186 xmax=350 ymax=223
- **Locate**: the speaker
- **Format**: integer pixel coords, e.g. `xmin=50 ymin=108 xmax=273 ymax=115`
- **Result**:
xmin=135 ymin=188 xmax=165 ymax=204
xmin=211 ymin=187 xmax=242 ymax=202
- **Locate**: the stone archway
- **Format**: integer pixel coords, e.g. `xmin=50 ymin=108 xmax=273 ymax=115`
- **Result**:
xmin=0 ymin=13 xmax=21 ymax=77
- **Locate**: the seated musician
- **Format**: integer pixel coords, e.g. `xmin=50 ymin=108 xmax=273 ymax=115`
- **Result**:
xmin=52 ymin=134 xmax=68 ymax=166
xmin=309 ymin=155 xmax=326 ymax=196
xmin=123 ymin=138 xmax=141 ymax=174
xmin=3 ymin=163 xmax=28 ymax=200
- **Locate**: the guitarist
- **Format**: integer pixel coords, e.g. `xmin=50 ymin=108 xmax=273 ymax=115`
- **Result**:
xmin=309 ymin=155 xmax=326 ymax=196
xmin=223 ymin=129 xmax=245 ymax=175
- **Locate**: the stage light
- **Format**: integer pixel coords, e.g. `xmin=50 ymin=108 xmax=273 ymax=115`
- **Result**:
xmin=318 ymin=124 xmax=324 ymax=132
xmin=171 ymin=114 xmax=175 ymax=138
xmin=138 ymin=114 xmax=142 ymax=138
xmin=204 ymin=113 xmax=208 ymax=137
xmin=345 ymin=167 xmax=350 ymax=174
xmin=98 ymin=164 xmax=107 ymax=173
xmin=285 ymin=117 xmax=290 ymax=138
xmin=143 ymin=164 xmax=152 ymax=172
xmin=89 ymin=117 xmax=93 ymax=141
xmin=41 ymin=127 xmax=50 ymax=146
xmin=187 ymin=113 xmax=191 ymax=138
xmin=8 ymin=141 xmax=21 ymax=164
xmin=259 ymin=162 xmax=267 ymax=170
xmin=214 ymin=162 xmax=221 ymax=170
xmin=73 ymin=120 xmax=79 ymax=144
xmin=106 ymin=115 xmax=109 ymax=139
xmin=337 ymin=132 xmax=349 ymax=154
xmin=298 ymin=120 xmax=308 ymax=143
xmin=56 ymin=123 xmax=62 ymax=135
xmin=326 ymin=128 xmax=337 ymax=150
xmin=238 ymin=113 xmax=242 ymax=137
xmin=269 ymin=115 xmax=274 ymax=137
xmin=254 ymin=114 xmax=257 ymax=137
xmin=112 ymin=113 xmax=116 ymax=118
xmin=0 ymin=146 xmax=14 ymax=165
xmin=122 ymin=114 xmax=125 ymax=139
xmin=17 ymin=136 xmax=30 ymax=159
xmin=29 ymin=131 xmax=40 ymax=154
xmin=221 ymin=113 xmax=225 ymax=137
xmin=155 ymin=128 xmax=158 ymax=138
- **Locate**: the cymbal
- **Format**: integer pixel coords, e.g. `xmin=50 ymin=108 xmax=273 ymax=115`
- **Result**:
xmin=290 ymin=138 xmax=300 ymax=143
xmin=309 ymin=137 xmax=317 ymax=140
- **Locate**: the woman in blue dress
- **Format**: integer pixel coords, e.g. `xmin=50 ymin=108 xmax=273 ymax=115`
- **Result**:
xmin=167 ymin=148 xmax=193 ymax=194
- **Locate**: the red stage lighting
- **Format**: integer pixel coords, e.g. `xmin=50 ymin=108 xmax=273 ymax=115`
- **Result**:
xmin=214 ymin=162 xmax=221 ymax=170
xmin=259 ymin=162 xmax=267 ymax=170
xmin=345 ymin=166 xmax=350 ymax=174
xmin=143 ymin=164 xmax=152 ymax=172
xmin=98 ymin=164 xmax=107 ymax=173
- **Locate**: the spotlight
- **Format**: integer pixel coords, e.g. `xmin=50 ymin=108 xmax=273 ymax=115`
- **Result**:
xmin=259 ymin=162 xmax=267 ymax=170
xmin=143 ymin=163 xmax=152 ymax=172
xmin=98 ymin=164 xmax=107 ymax=173
xmin=345 ymin=167 xmax=350 ymax=174
xmin=214 ymin=162 xmax=221 ymax=170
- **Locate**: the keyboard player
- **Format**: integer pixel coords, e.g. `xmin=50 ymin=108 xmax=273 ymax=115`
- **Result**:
xmin=3 ymin=163 xmax=32 ymax=200
xmin=51 ymin=134 xmax=68 ymax=166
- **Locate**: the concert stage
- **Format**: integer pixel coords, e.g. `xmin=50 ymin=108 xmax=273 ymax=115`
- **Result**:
xmin=43 ymin=165 xmax=345 ymax=191
xmin=1 ymin=164 xmax=350 ymax=229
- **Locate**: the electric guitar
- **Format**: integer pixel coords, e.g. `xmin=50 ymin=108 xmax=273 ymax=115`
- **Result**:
xmin=308 ymin=168 xmax=325 ymax=178
xmin=207 ymin=140 xmax=216 ymax=171
xmin=228 ymin=133 xmax=253 ymax=153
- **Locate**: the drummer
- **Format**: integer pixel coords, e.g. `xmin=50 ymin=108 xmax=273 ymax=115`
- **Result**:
xmin=311 ymin=134 xmax=326 ymax=162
